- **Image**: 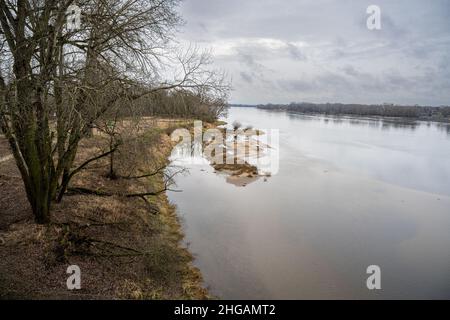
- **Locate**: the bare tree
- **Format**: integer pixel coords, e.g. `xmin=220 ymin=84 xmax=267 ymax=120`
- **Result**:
xmin=0 ymin=0 xmax=230 ymax=224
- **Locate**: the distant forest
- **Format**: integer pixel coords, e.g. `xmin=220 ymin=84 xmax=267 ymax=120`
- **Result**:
xmin=232 ymin=103 xmax=450 ymax=122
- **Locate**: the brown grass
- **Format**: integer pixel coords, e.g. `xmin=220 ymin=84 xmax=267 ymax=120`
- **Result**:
xmin=0 ymin=122 xmax=209 ymax=300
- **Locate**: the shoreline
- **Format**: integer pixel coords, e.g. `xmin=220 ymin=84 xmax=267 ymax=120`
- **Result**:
xmin=0 ymin=120 xmax=209 ymax=300
xmin=232 ymin=106 xmax=450 ymax=125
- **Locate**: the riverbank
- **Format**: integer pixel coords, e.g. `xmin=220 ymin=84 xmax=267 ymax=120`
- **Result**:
xmin=259 ymin=108 xmax=450 ymax=125
xmin=252 ymin=103 xmax=450 ymax=124
xmin=0 ymin=119 xmax=209 ymax=299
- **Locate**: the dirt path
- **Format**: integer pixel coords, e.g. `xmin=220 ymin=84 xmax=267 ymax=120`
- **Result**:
xmin=0 ymin=155 xmax=13 ymax=163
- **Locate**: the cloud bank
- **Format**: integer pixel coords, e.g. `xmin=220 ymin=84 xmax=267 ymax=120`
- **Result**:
xmin=179 ymin=0 xmax=450 ymax=105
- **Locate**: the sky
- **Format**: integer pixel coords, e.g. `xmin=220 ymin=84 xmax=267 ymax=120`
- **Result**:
xmin=177 ymin=0 xmax=450 ymax=106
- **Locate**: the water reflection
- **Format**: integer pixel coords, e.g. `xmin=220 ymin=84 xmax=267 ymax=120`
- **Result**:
xmin=168 ymin=107 xmax=450 ymax=299
xmin=284 ymin=110 xmax=450 ymax=136
xmin=285 ymin=112 xmax=423 ymax=131
xmin=436 ymin=122 xmax=450 ymax=135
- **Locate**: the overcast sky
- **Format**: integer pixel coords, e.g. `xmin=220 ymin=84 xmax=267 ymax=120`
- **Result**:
xmin=178 ymin=0 xmax=450 ymax=106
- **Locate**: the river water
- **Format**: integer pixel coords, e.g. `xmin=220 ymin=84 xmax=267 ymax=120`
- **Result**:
xmin=168 ymin=107 xmax=450 ymax=299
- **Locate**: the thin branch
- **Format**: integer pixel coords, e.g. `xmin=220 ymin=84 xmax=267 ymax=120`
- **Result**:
xmin=67 ymin=144 xmax=120 ymax=182
xmin=122 ymin=164 xmax=167 ymax=180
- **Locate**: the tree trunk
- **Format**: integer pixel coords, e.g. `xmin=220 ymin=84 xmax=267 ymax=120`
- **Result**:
xmin=9 ymin=43 xmax=57 ymax=224
xmin=108 ymin=135 xmax=117 ymax=180
xmin=109 ymin=151 xmax=116 ymax=179
xmin=30 ymin=189 xmax=52 ymax=224
xmin=57 ymin=170 xmax=70 ymax=203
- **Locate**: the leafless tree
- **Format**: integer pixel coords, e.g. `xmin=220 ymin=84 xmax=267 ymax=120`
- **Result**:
xmin=0 ymin=0 xmax=230 ymax=224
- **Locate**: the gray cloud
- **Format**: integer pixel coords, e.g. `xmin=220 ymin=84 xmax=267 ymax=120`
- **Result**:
xmin=240 ymin=71 xmax=253 ymax=84
xmin=286 ymin=43 xmax=307 ymax=61
xmin=179 ymin=0 xmax=450 ymax=105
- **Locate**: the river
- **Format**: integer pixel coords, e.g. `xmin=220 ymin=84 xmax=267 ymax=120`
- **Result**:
xmin=168 ymin=106 xmax=450 ymax=299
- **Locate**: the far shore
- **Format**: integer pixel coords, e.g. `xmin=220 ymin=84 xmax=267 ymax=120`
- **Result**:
xmin=231 ymin=104 xmax=450 ymax=124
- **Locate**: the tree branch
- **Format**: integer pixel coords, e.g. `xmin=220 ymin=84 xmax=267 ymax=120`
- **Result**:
xmin=67 ymin=144 xmax=121 ymax=182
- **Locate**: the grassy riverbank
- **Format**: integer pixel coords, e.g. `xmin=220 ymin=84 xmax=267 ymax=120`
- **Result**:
xmin=0 ymin=119 xmax=209 ymax=299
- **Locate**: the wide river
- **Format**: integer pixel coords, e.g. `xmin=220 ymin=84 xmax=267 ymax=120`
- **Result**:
xmin=168 ymin=107 xmax=450 ymax=299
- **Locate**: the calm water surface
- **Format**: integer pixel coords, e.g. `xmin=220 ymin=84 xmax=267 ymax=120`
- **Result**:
xmin=168 ymin=107 xmax=450 ymax=299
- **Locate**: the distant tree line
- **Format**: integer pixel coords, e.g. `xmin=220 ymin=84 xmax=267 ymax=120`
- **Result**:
xmin=255 ymin=103 xmax=450 ymax=121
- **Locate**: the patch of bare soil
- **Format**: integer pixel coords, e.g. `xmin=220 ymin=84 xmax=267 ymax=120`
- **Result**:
xmin=206 ymin=131 xmax=271 ymax=187
xmin=0 ymin=125 xmax=208 ymax=300
xmin=0 ymin=136 xmax=12 ymax=157
xmin=0 ymin=137 xmax=31 ymax=231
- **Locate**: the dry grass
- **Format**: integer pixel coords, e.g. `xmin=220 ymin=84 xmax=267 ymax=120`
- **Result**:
xmin=0 ymin=122 xmax=209 ymax=300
